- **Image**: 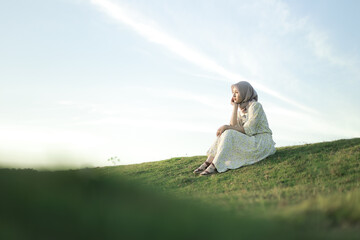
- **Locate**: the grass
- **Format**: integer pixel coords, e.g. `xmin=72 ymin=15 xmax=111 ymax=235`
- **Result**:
xmin=1 ymin=138 xmax=359 ymax=239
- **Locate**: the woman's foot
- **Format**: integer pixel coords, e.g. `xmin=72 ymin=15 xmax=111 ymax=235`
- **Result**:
xmin=200 ymin=163 xmax=217 ymax=176
xmin=193 ymin=161 xmax=211 ymax=174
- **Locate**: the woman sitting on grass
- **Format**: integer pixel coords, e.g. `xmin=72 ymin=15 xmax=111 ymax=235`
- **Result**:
xmin=194 ymin=81 xmax=276 ymax=176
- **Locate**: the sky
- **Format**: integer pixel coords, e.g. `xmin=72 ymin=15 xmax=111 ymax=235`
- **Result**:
xmin=1 ymin=0 xmax=359 ymax=169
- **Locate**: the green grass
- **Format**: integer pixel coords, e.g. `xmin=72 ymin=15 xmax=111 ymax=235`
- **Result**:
xmin=1 ymin=138 xmax=360 ymax=239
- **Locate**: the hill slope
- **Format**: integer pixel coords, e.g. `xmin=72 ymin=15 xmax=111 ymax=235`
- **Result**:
xmin=98 ymin=138 xmax=360 ymax=215
xmin=1 ymin=138 xmax=360 ymax=239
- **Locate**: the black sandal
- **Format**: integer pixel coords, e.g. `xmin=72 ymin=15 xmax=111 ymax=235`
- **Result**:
xmin=193 ymin=161 xmax=211 ymax=174
xmin=200 ymin=163 xmax=217 ymax=176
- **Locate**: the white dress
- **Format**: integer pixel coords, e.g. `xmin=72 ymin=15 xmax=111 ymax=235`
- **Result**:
xmin=207 ymin=101 xmax=276 ymax=173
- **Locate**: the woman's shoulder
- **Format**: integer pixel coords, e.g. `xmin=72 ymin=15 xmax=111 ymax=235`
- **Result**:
xmin=249 ymin=101 xmax=262 ymax=109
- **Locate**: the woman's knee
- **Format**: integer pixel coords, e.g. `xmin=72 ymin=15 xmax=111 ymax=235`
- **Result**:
xmin=220 ymin=130 xmax=232 ymax=141
xmin=222 ymin=129 xmax=236 ymax=137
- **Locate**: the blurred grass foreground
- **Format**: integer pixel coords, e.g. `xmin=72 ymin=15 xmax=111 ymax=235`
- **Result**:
xmin=1 ymin=138 xmax=360 ymax=239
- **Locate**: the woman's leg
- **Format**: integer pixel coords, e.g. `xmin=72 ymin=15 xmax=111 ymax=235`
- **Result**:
xmin=200 ymin=162 xmax=217 ymax=176
xmin=194 ymin=136 xmax=220 ymax=174
xmin=193 ymin=155 xmax=215 ymax=173
xmin=201 ymin=130 xmax=236 ymax=175
xmin=206 ymin=155 xmax=215 ymax=163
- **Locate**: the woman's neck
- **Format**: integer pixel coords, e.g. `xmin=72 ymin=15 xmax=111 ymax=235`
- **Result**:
xmin=239 ymin=100 xmax=255 ymax=114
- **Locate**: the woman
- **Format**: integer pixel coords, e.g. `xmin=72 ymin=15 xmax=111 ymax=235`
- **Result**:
xmin=193 ymin=81 xmax=276 ymax=176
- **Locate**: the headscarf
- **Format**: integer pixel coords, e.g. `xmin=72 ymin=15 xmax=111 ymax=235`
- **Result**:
xmin=231 ymin=81 xmax=258 ymax=112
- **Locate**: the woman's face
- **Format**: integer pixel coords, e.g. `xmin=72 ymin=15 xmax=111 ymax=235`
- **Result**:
xmin=232 ymin=88 xmax=241 ymax=103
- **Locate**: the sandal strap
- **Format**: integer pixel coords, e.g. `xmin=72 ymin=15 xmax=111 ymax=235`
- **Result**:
xmin=200 ymin=161 xmax=211 ymax=169
xmin=194 ymin=161 xmax=213 ymax=174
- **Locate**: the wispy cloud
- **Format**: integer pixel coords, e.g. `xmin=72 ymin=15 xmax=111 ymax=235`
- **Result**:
xmin=306 ymin=29 xmax=354 ymax=68
xmin=265 ymin=0 xmax=357 ymax=70
xmin=55 ymin=98 xmax=218 ymax=133
xmin=56 ymin=86 xmax=226 ymax=115
xmin=88 ymin=0 xmax=360 ymax=143
xmin=90 ymin=0 xmax=316 ymax=114
xmin=142 ymin=87 xmax=225 ymax=110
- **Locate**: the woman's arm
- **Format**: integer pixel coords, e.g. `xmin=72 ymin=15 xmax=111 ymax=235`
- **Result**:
xmin=229 ymin=104 xmax=238 ymax=126
xmin=219 ymin=102 xmax=262 ymax=136
xmin=226 ymin=124 xmax=245 ymax=134
xmin=216 ymin=99 xmax=244 ymax=137
xmin=217 ymin=124 xmax=245 ymax=136
xmin=230 ymin=98 xmax=242 ymax=127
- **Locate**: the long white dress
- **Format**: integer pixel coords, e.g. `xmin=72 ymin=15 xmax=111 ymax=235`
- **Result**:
xmin=207 ymin=101 xmax=276 ymax=173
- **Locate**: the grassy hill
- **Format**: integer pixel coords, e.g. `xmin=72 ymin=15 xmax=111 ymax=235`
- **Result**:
xmin=1 ymin=138 xmax=359 ymax=239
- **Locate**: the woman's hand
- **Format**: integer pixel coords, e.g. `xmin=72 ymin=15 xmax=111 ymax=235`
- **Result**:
xmin=230 ymin=97 xmax=236 ymax=106
xmin=216 ymin=125 xmax=228 ymax=137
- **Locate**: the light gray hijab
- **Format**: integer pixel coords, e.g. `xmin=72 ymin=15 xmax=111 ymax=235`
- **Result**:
xmin=231 ymin=81 xmax=258 ymax=112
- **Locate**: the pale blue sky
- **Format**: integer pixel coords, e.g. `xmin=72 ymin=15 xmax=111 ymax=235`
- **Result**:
xmin=1 ymin=0 xmax=359 ymax=169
